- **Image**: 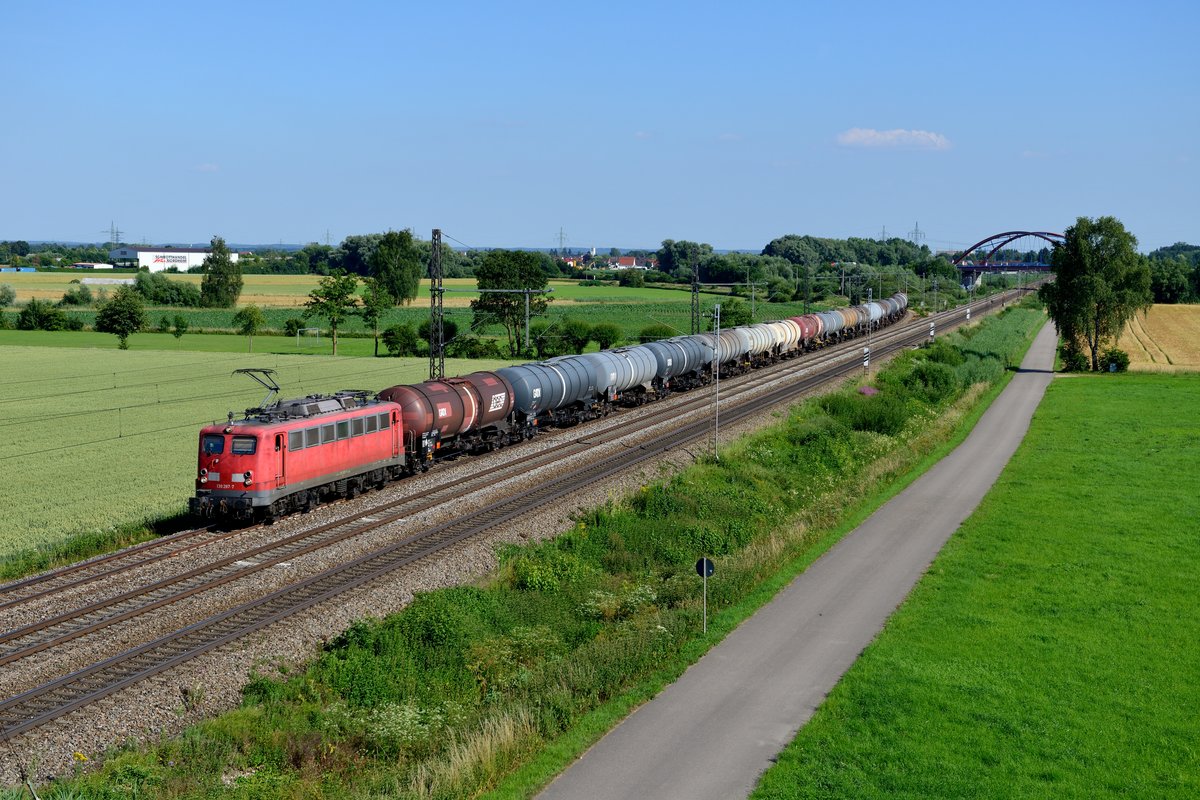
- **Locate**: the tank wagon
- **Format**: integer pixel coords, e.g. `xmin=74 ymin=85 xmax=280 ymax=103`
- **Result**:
xmin=192 ymin=294 xmax=907 ymax=521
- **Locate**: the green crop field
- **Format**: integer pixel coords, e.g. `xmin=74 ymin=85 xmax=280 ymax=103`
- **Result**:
xmin=0 ymin=346 xmax=516 ymax=562
xmin=752 ymin=373 xmax=1200 ymax=799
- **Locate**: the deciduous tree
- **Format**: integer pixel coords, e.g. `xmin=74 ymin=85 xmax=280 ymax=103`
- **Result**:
xmin=96 ymin=286 xmax=147 ymax=349
xmin=358 ymin=277 xmax=392 ymax=357
xmin=471 ymin=250 xmax=552 ymax=356
xmin=304 ymin=270 xmax=360 ymax=356
xmin=1039 ymin=216 xmax=1152 ymax=371
xmin=199 ymin=236 xmax=243 ymax=308
xmin=369 ymin=229 xmax=424 ymax=305
xmin=233 ymin=304 xmax=266 ymax=352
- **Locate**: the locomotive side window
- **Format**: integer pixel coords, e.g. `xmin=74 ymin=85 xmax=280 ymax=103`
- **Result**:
xmin=336 ymin=420 xmax=350 ymax=440
xmin=289 ymin=431 xmax=304 ymax=450
xmin=351 ymin=418 xmax=365 ymax=437
xmin=378 ymin=413 xmax=390 ymax=429
xmin=321 ymin=424 xmax=335 ymax=444
xmin=304 ymin=427 xmax=320 ymax=448
xmin=231 ymin=436 xmax=257 ymax=455
xmin=202 ymin=434 xmax=224 ymax=455
xmin=366 ymin=416 xmax=378 ymax=434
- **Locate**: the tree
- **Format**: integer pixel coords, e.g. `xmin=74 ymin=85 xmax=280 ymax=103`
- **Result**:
xmin=592 ymin=322 xmax=622 ymax=350
xmin=1149 ymin=256 xmax=1192 ymax=303
xmin=96 ymin=286 xmax=147 ymax=349
xmin=232 ymin=304 xmax=266 ymax=352
xmin=199 ymin=236 xmax=243 ymax=308
xmin=358 ymin=277 xmax=392 ymax=357
xmin=710 ymin=299 xmax=751 ymax=329
xmin=173 ymin=314 xmax=188 ymax=340
xmin=381 ymin=322 xmax=421 ymax=356
xmin=304 ymin=270 xmax=359 ymax=355
xmin=0 ymin=284 xmax=16 ymax=306
xmin=560 ymin=317 xmax=592 ymax=354
xmin=370 ymin=229 xmax=423 ymax=305
xmin=17 ymin=298 xmax=70 ymax=331
xmin=1039 ymin=216 xmax=1152 ymax=371
xmin=470 ymin=250 xmax=552 ymax=356
xmin=657 ymin=239 xmax=713 ymax=280
xmin=418 ymin=317 xmax=458 ymax=351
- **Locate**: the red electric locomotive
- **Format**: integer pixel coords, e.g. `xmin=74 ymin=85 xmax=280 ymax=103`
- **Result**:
xmin=190 ymin=371 xmax=405 ymax=522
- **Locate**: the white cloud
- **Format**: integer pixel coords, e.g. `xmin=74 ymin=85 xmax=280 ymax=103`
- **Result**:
xmin=634 ymin=131 xmax=653 ymax=140
xmin=836 ymin=128 xmax=951 ymax=150
xmin=193 ymin=163 xmax=220 ymax=172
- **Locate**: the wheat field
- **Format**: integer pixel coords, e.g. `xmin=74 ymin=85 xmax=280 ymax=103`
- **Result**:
xmin=1118 ymin=305 xmax=1200 ymax=372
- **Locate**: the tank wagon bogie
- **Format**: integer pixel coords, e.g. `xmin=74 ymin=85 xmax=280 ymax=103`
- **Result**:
xmin=191 ymin=293 xmax=909 ymax=523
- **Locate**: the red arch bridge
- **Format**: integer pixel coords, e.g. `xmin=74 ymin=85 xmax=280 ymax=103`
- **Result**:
xmin=951 ymin=230 xmax=1064 ymax=282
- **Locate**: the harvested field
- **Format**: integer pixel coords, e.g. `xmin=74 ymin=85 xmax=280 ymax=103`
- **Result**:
xmin=1118 ymin=305 xmax=1200 ymax=371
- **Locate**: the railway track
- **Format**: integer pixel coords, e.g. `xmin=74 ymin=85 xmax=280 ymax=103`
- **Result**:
xmin=0 ymin=293 xmax=1021 ymax=743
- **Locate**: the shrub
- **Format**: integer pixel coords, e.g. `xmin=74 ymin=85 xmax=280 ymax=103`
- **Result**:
xmin=591 ymin=322 xmax=622 ymax=350
xmin=921 ymin=339 xmax=965 ymax=366
xmin=0 ymin=283 xmax=15 ymax=306
xmin=618 ymin=270 xmax=645 ymax=288
xmin=17 ymin=298 xmax=70 ymax=331
xmin=1102 ymin=347 xmax=1130 ymax=372
xmin=639 ymin=323 xmax=676 ymax=343
xmin=1058 ymin=341 xmax=1090 ymax=372
xmin=283 ymin=317 xmax=304 ymax=337
xmin=134 ymin=271 xmax=201 ymax=306
xmin=508 ymin=547 xmax=591 ymax=593
xmin=59 ymin=284 xmax=94 ymax=306
xmin=818 ymin=390 xmax=910 ymax=436
xmin=382 ymin=323 xmax=421 ymax=356
xmin=157 ymin=314 xmax=172 ymax=333
xmin=903 ymin=360 xmax=961 ymax=404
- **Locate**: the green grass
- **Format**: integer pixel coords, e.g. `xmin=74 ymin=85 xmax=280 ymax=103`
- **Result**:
xmin=25 ymin=307 xmax=1047 ymax=799
xmin=751 ymin=373 xmax=1200 ymax=799
xmin=0 ymin=347 xmax=515 ymax=565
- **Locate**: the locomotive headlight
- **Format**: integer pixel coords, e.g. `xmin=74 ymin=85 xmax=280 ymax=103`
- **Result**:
xmin=199 ymin=468 xmax=208 ymax=483
xmin=243 ymin=470 xmax=253 ymax=486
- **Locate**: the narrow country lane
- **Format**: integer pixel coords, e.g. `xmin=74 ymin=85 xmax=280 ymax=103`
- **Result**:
xmin=539 ymin=320 xmax=1058 ymax=800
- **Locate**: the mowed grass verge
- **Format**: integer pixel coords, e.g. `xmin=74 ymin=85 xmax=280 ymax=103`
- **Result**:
xmin=752 ymin=372 xmax=1200 ymax=799
xmin=0 ymin=348 xmax=515 ymax=568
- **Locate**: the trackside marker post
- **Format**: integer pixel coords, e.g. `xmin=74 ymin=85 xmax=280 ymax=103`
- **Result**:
xmin=696 ymin=557 xmax=715 ymax=633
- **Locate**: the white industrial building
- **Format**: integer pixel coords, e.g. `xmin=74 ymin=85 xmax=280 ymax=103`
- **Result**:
xmin=108 ymin=246 xmax=239 ymax=273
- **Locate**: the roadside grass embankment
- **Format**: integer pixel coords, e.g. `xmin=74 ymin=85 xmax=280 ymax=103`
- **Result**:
xmin=34 ymin=303 xmax=1047 ymax=799
xmin=0 ymin=351 xmax=515 ymax=573
xmin=751 ymin=371 xmax=1200 ymax=799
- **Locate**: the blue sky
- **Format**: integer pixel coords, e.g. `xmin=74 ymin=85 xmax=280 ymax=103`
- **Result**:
xmin=2 ymin=0 xmax=1196 ymax=252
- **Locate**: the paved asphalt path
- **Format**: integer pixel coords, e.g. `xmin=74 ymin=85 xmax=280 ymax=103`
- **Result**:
xmin=539 ymin=320 xmax=1058 ymax=800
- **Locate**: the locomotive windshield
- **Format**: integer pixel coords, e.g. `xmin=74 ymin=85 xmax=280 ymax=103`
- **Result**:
xmin=231 ymin=436 xmax=258 ymax=455
xmin=202 ymin=434 xmax=224 ymax=455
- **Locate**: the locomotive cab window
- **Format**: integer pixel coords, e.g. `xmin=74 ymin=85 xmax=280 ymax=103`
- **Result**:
xmin=378 ymin=413 xmax=390 ymax=429
xmin=304 ymin=427 xmax=320 ymax=448
xmin=289 ymin=431 xmax=304 ymax=451
xmin=202 ymin=434 xmax=224 ymax=455
xmin=231 ymin=436 xmax=257 ymax=455
xmin=366 ymin=416 xmax=378 ymax=434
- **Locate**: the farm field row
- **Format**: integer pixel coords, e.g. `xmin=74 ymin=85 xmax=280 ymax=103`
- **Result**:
xmin=2 ymin=273 xmax=720 ymax=309
xmin=0 ymin=347 xmax=515 ymax=561
xmin=1118 ymin=304 xmax=1200 ymax=371
xmin=752 ymin=373 xmax=1200 ymax=799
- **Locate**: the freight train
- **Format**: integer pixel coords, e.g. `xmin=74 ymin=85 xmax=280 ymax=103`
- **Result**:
xmin=190 ymin=293 xmax=908 ymax=522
